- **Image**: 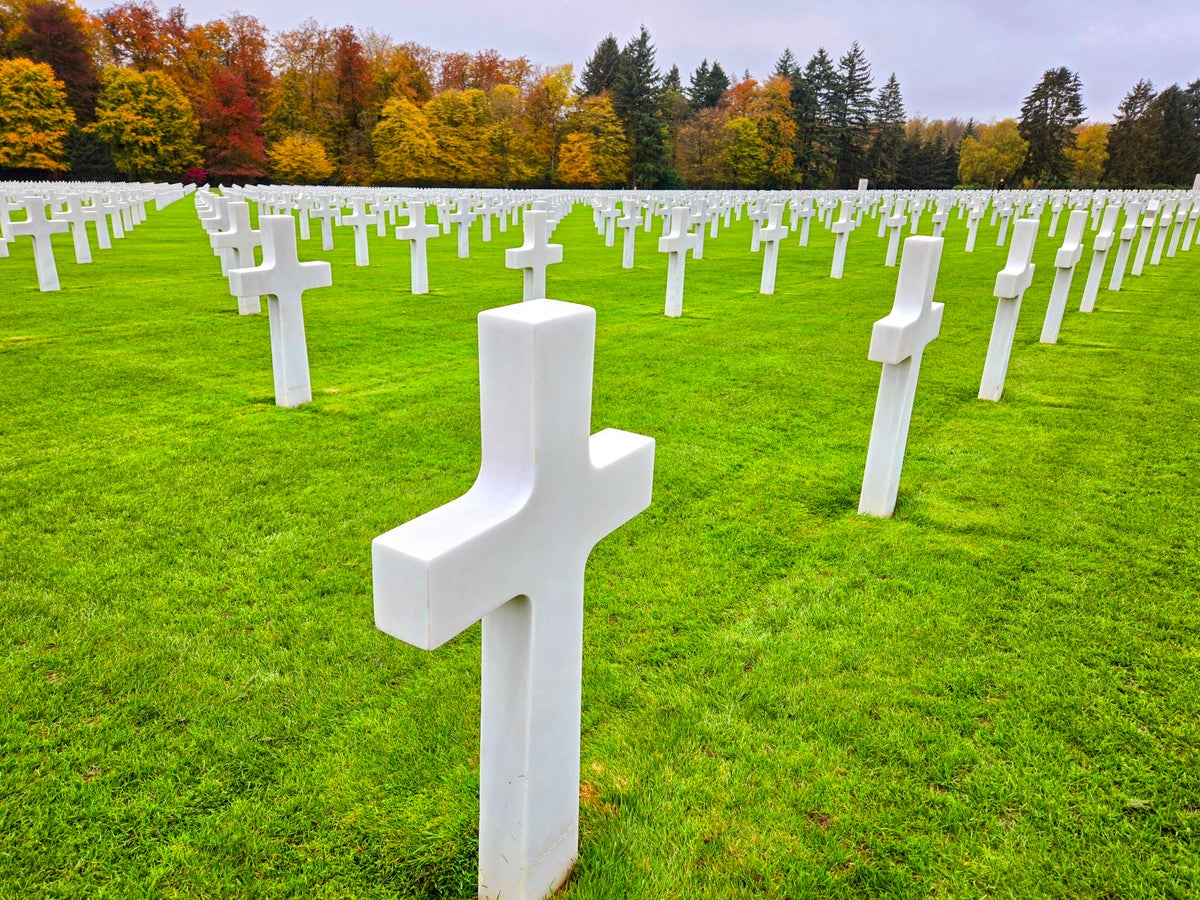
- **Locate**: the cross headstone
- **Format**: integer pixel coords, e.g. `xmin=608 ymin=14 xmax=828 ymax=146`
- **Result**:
xmin=1165 ymin=206 xmax=1188 ymax=258
xmin=829 ymin=200 xmax=854 ymax=279
xmin=1108 ymin=203 xmax=1143 ymax=291
xmin=884 ymin=200 xmax=908 ymax=267
xmin=1181 ymin=205 xmax=1199 ymax=253
xmin=1130 ymin=200 xmax=1159 ymax=276
xmin=964 ymin=204 xmax=983 ymax=252
xmin=758 ymin=202 xmax=788 ymax=295
xmin=396 ymin=201 xmax=440 ymax=295
xmin=53 ymin=194 xmax=93 ymax=264
xmin=858 ymin=236 xmax=945 ymax=517
xmin=9 ymin=196 xmax=70 ymax=292
xmin=617 ymin=200 xmax=640 ymax=270
xmin=212 ymin=201 xmax=264 ymax=315
xmin=1039 ymin=208 xmax=1087 ymax=344
xmin=450 ymin=203 xmax=475 ymax=259
xmin=1079 ymin=204 xmax=1121 ymax=313
xmin=979 ymin=219 xmax=1037 ymax=401
xmin=506 ymin=210 xmax=563 ymax=302
xmin=342 ymin=198 xmax=375 ymax=266
xmin=310 ymin=200 xmax=340 ymax=252
xmin=795 ymin=202 xmax=816 ymax=247
xmin=227 ymin=216 xmax=332 ymax=407
xmin=372 ymin=298 xmax=654 ymax=900
xmin=1149 ymin=200 xmax=1176 ymax=266
xmin=659 ymin=206 xmax=699 ymax=317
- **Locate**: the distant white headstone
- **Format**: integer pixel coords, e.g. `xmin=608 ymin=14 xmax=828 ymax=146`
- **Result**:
xmin=506 ymin=210 xmax=563 ymax=302
xmin=9 ymin=197 xmax=69 ymax=292
xmin=1079 ymin=204 xmax=1121 ymax=313
xmin=227 ymin=216 xmax=332 ymax=407
xmin=396 ymin=202 xmax=439 ymax=295
xmin=659 ymin=206 xmax=698 ymax=317
xmin=373 ymin=299 xmax=654 ymax=900
xmin=1039 ymin=208 xmax=1087 ymax=344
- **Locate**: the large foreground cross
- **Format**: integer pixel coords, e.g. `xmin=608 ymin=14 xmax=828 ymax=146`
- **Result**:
xmin=373 ymin=299 xmax=655 ymax=900
xmin=859 ymin=237 xmax=945 ymax=517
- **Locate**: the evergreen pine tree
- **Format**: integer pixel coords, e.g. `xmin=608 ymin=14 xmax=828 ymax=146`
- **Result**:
xmin=1104 ymin=79 xmax=1156 ymax=186
xmin=581 ymin=34 xmax=621 ymax=96
xmin=867 ymin=72 xmax=905 ymax=187
xmin=611 ymin=26 xmax=668 ymax=187
xmin=1017 ymin=66 xmax=1085 ymax=184
xmin=832 ymin=41 xmax=873 ymax=187
xmin=796 ymin=48 xmax=839 ymax=186
xmin=1148 ymin=84 xmax=1200 ymax=185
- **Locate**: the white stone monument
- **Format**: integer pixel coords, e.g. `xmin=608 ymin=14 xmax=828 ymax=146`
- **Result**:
xmin=659 ymin=206 xmax=698 ymax=317
xmin=617 ymin=200 xmax=640 ymax=269
xmin=979 ymin=219 xmax=1037 ymax=401
xmin=396 ymin=201 xmax=439 ymax=295
xmin=1039 ymin=208 xmax=1087 ymax=345
xmin=829 ymin=201 xmax=854 ymax=279
xmin=506 ymin=210 xmax=563 ymax=302
xmin=372 ymin=298 xmax=654 ymax=900
xmin=1079 ymin=204 xmax=1121 ymax=313
xmin=212 ymin=201 xmax=263 ymax=315
xmin=10 ymin=196 xmax=69 ymax=292
xmin=227 ymin=216 xmax=332 ymax=407
xmin=758 ymin=202 xmax=788 ymax=295
xmin=859 ymin=236 xmax=945 ymax=518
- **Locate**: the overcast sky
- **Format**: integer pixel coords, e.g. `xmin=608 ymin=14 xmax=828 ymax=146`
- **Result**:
xmin=82 ymin=0 xmax=1200 ymax=122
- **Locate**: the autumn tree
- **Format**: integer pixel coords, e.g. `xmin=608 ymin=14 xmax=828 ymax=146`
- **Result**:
xmin=371 ymin=96 xmax=435 ymax=183
xmin=7 ymin=0 xmax=99 ymax=122
xmin=557 ymin=93 xmax=628 ymax=186
xmin=95 ymin=0 xmax=162 ymax=70
xmin=520 ymin=63 xmax=573 ymax=184
xmin=0 ymin=56 xmax=74 ymax=171
xmin=199 ymin=66 xmax=267 ymax=180
xmin=958 ymin=118 xmax=1027 ymax=187
xmin=1018 ymin=66 xmax=1085 ymax=184
xmin=1064 ymin=123 xmax=1108 ymax=184
xmin=92 ymin=65 xmax=199 ymax=178
xmin=268 ymin=131 xmax=332 ymax=183
xmin=674 ymin=106 xmax=730 ymax=187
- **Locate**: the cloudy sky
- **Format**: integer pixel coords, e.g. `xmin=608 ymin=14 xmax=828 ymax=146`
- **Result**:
xmin=83 ymin=0 xmax=1200 ymax=122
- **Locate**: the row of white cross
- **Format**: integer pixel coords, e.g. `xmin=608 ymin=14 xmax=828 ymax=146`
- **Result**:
xmin=186 ymin=182 xmax=1198 ymax=899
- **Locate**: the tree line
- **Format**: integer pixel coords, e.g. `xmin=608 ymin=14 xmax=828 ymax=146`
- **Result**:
xmin=1 ymin=1 xmax=1197 ymax=188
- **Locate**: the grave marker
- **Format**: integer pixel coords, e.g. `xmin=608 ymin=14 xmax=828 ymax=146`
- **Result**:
xmin=979 ymin=219 xmax=1037 ymax=401
xmin=1039 ymin=208 xmax=1087 ymax=344
xmin=372 ymin=298 xmax=654 ymax=900
xmin=9 ymin=196 xmax=69 ymax=292
xmin=859 ymin=237 xmax=945 ymax=517
xmin=506 ymin=210 xmax=563 ymax=302
xmin=396 ymin=201 xmax=440 ymax=295
xmin=659 ymin=206 xmax=698 ymax=317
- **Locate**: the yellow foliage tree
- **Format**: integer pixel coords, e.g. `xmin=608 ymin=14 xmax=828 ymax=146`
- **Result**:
xmin=557 ymin=94 xmax=628 ymax=187
xmin=753 ymin=76 xmax=796 ymax=187
xmin=958 ymin=119 xmax=1028 ymax=187
xmin=423 ymin=88 xmax=492 ymax=184
xmin=269 ymin=132 xmax=334 ymax=184
xmin=372 ymin=97 xmax=436 ymax=184
xmin=723 ymin=116 xmax=767 ymax=186
xmin=92 ymin=66 xmax=200 ymax=179
xmin=520 ymin=64 xmax=574 ymax=183
xmin=0 ymin=57 xmax=75 ymax=171
xmin=1065 ymin=123 xmax=1109 ymax=184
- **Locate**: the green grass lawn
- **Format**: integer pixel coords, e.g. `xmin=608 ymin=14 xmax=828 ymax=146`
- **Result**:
xmin=1 ymin=196 xmax=1197 ymax=898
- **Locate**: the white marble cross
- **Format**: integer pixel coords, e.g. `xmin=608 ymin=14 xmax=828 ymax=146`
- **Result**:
xmin=227 ymin=215 xmax=332 ymax=407
xmin=506 ymin=210 xmax=563 ymax=302
xmin=310 ymin=200 xmax=339 ymax=251
xmin=829 ymin=200 xmax=854 ymax=279
xmin=1108 ymin=203 xmax=1143 ymax=291
xmin=1180 ymin=206 xmax=1199 ymax=252
xmin=930 ymin=201 xmax=949 ymax=238
xmin=1039 ymin=208 xmax=1087 ymax=344
xmin=659 ymin=206 xmax=699 ymax=317
xmin=10 ymin=196 xmax=70 ymax=292
xmin=450 ymin=204 xmax=475 ymax=259
xmin=372 ymin=298 xmax=654 ymax=900
xmin=396 ymin=201 xmax=440 ymax=295
xmin=859 ymin=236 xmax=945 ymax=517
xmin=1079 ymin=204 xmax=1121 ymax=313
xmin=758 ymin=202 xmax=788 ymax=295
xmin=995 ymin=203 xmax=1013 ymax=247
xmin=341 ymin=198 xmax=375 ymax=266
xmin=53 ymin=194 xmax=93 ymax=264
xmin=212 ymin=201 xmax=263 ymax=315
xmin=979 ymin=218 xmax=1038 ymax=401
xmin=795 ymin=202 xmax=816 ymax=247
xmin=1130 ymin=200 xmax=1159 ymax=277
xmin=617 ymin=200 xmax=640 ymax=269
xmin=884 ymin=200 xmax=908 ymax=267
xmin=964 ymin=204 xmax=983 ymax=253
xmin=1165 ymin=206 xmax=1188 ymax=258
xmin=1149 ymin=200 xmax=1177 ymax=266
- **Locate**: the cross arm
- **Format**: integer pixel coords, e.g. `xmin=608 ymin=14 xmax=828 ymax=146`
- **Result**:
xmin=583 ymin=428 xmax=655 ymax=547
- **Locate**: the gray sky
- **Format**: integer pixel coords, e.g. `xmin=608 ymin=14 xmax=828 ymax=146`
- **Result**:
xmin=84 ymin=0 xmax=1200 ymax=122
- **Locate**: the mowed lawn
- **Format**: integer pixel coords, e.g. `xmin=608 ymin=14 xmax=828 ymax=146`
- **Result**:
xmin=1 ymin=194 xmax=1197 ymax=899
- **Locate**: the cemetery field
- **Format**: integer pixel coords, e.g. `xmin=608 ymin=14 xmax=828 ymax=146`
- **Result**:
xmin=2 ymin=200 xmax=1199 ymax=899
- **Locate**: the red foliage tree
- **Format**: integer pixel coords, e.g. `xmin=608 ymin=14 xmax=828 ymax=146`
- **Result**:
xmin=199 ymin=66 xmax=267 ymax=180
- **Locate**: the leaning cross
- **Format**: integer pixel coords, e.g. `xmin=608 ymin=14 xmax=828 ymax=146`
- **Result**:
xmin=1039 ymin=208 xmax=1087 ymax=345
xmin=373 ymin=298 xmax=655 ymax=900
xmin=10 ymin=196 xmax=70 ymax=292
xmin=659 ymin=206 xmax=699 ymax=317
xmin=505 ymin=210 xmax=563 ymax=302
xmin=227 ymin=215 xmax=332 ymax=407
xmin=979 ymin=218 xmax=1038 ymax=401
xmin=859 ymin=236 xmax=945 ymax=517
xmin=1079 ymin=204 xmax=1121 ymax=313
xmin=1108 ymin=202 xmax=1144 ymax=291
xmin=53 ymin=194 xmax=93 ymax=264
